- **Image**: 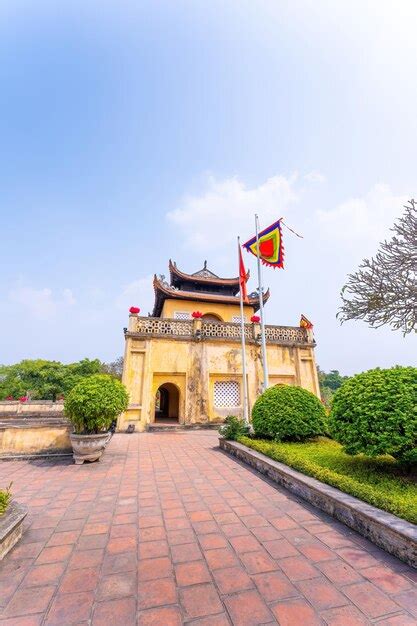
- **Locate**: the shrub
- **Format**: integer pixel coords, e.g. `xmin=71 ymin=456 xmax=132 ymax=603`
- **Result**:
xmin=219 ymin=416 xmax=250 ymax=440
xmin=330 ymin=366 xmax=417 ymax=464
xmin=251 ymin=385 xmax=327 ymax=441
xmin=64 ymin=374 xmax=129 ymax=434
xmin=0 ymin=483 xmax=12 ymax=516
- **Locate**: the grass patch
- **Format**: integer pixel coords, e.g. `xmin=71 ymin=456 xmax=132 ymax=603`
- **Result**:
xmin=238 ymin=436 xmax=417 ymax=524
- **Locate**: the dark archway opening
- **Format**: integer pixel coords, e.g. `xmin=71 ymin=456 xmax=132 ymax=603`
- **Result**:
xmin=154 ymin=383 xmax=180 ymax=423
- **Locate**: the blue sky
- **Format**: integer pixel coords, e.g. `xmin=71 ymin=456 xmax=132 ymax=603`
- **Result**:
xmin=1 ymin=1 xmax=416 ymax=374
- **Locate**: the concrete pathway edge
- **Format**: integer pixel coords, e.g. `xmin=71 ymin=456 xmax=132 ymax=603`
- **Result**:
xmin=219 ymin=438 xmax=417 ymax=569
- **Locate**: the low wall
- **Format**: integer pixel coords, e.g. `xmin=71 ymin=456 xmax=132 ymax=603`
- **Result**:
xmin=0 ymin=423 xmax=71 ymax=457
xmin=0 ymin=401 xmax=64 ymax=416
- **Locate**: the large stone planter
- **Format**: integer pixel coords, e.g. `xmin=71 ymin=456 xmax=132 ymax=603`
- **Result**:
xmin=0 ymin=501 xmax=27 ymax=560
xmin=70 ymin=432 xmax=111 ymax=464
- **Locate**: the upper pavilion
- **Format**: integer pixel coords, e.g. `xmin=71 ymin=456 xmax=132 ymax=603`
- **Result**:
xmin=152 ymin=260 xmax=270 ymax=320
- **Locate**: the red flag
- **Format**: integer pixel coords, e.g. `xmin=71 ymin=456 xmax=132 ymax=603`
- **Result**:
xmin=239 ymin=245 xmax=248 ymax=302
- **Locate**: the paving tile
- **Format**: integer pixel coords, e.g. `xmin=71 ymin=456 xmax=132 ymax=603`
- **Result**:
xmin=180 ymin=583 xmax=223 ymax=619
xmin=106 ymin=536 xmax=136 ymax=554
xmin=342 ymin=581 xmax=399 ymax=618
xmin=229 ymin=534 xmax=260 ymax=554
xmin=21 ymin=562 xmax=65 ymax=587
xmin=101 ymin=552 xmax=137 ymax=575
xmin=223 ymin=589 xmax=273 ymax=626
xmin=138 ymin=577 xmax=177 ymax=609
xmin=44 ymin=591 xmax=94 ymax=625
xmin=92 ymin=596 xmax=136 ymax=626
xmin=187 ymin=614 xmax=230 ymax=626
xmin=0 ymin=616 xmax=43 ymax=626
xmin=59 ymin=565 xmax=99 ymax=593
xmin=204 ymin=547 xmax=240 ymax=570
xmin=212 ymin=565 xmax=254 ymax=594
xmin=175 ymin=560 xmax=212 ymax=586
xmin=138 ymin=539 xmax=169 ymax=559
xmin=296 ymin=576 xmax=349 ymax=611
xmin=138 ymin=556 xmax=173 ymax=581
xmin=35 ymin=544 xmax=72 ymax=564
xmin=316 ymin=558 xmax=363 ymax=586
xmin=321 ymin=605 xmax=370 ymax=625
xmin=361 ymin=565 xmax=413 ymax=594
xmin=137 ymin=605 xmax=182 ymax=625
xmin=3 ymin=585 xmax=55 ymax=617
xmin=263 ymin=538 xmax=299 ymax=559
xmin=171 ymin=541 xmax=202 ymax=563
xmin=96 ymin=571 xmax=137 ymax=600
xmin=68 ymin=548 xmax=104 ymax=569
xmin=198 ymin=533 xmax=228 ymax=550
xmin=239 ymin=549 xmax=279 ymax=574
xmin=252 ymin=571 xmax=299 ymax=602
xmin=391 ymin=589 xmax=417 ymax=616
xmin=336 ymin=547 xmax=381 ymax=569
xmin=278 ymin=555 xmax=319 ymax=581
xmin=271 ymin=597 xmax=322 ymax=626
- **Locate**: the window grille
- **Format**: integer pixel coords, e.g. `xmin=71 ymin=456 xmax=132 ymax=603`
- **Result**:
xmin=173 ymin=311 xmax=191 ymax=320
xmin=214 ymin=381 xmax=240 ymax=408
xmin=231 ymin=316 xmax=247 ymax=323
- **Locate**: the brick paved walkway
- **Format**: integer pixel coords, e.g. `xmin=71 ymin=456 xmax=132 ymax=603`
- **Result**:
xmin=0 ymin=432 xmax=416 ymax=625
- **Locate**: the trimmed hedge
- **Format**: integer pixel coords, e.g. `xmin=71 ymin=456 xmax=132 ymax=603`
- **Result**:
xmin=219 ymin=416 xmax=250 ymax=441
xmin=251 ymin=384 xmax=327 ymax=441
xmin=64 ymin=374 xmax=129 ymax=434
xmin=330 ymin=367 xmax=417 ymax=463
xmin=238 ymin=437 xmax=417 ymax=524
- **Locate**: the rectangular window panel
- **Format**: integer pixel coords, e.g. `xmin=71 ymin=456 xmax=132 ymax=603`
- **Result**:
xmin=214 ymin=380 xmax=240 ymax=408
xmin=173 ymin=311 xmax=191 ymax=320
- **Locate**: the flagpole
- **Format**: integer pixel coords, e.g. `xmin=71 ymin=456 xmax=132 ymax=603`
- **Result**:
xmin=255 ymin=214 xmax=269 ymax=392
xmin=238 ymin=236 xmax=249 ymax=424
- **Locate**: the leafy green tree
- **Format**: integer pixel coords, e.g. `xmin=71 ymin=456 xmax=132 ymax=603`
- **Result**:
xmin=317 ymin=367 xmax=349 ymax=407
xmin=0 ymin=358 xmax=102 ymax=401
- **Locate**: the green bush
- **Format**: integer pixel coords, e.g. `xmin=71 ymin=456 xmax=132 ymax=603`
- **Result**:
xmin=330 ymin=367 xmax=417 ymax=463
xmin=0 ymin=483 xmax=12 ymax=516
xmin=64 ymin=374 xmax=129 ymax=434
xmin=219 ymin=416 xmax=250 ymax=440
xmin=251 ymin=385 xmax=327 ymax=441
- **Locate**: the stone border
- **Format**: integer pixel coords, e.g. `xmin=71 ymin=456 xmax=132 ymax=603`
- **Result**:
xmin=219 ymin=438 xmax=417 ymax=568
xmin=0 ymin=501 xmax=28 ymax=560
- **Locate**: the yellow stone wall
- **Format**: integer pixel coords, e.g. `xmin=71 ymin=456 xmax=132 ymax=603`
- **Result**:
xmin=161 ymin=298 xmax=254 ymax=322
xmin=119 ymin=315 xmax=320 ymax=432
xmin=0 ymin=425 xmax=71 ymax=456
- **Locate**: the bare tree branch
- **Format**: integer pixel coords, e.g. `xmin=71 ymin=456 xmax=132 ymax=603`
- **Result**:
xmin=338 ymin=199 xmax=417 ymax=334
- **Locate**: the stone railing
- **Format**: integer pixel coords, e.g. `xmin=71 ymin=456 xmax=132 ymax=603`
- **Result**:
xmin=128 ymin=316 xmax=312 ymax=345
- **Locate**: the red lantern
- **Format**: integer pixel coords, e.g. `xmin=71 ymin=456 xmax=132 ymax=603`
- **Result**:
xmin=6 ymin=396 xmax=14 ymax=401
xmin=192 ymin=311 xmax=203 ymax=319
xmin=250 ymin=315 xmax=260 ymax=323
xmin=129 ymin=306 xmax=140 ymax=314
xmin=19 ymin=396 xmax=28 ymax=403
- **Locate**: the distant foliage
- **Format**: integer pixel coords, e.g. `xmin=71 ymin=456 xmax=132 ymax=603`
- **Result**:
xmin=0 ymin=483 xmax=12 ymax=516
xmin=219 ymin=416 xmax=250 ymax=440
xmin=339 ymin=199 xmax=417 ymax=334
xmin=101 ymin=356 xmax=124 ymax=380
xmin=0 ymin=358 xmax=102 ymax=401
xmin=64 ymin=374 xmax=129 ymax=434
xmin=330 ymin=367 xmax=417 ymax=464
xmin=317 ymin=367 xmax=349 ymax=407
xmin=251 ymin=385 xmax=327 ymax=441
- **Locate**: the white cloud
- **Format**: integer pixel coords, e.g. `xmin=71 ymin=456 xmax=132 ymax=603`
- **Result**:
xmin=9 ymin=285 xmax=76 ymax=320
xmin=317 ymin=184 xmax=409 ymax=256
xmin=116 ymin=275 xmax=154 ymax=315
xmin=304 ymin=170 xmax=326 ymax=184
xmin=167 ymin=173 xmax=299 ymax=251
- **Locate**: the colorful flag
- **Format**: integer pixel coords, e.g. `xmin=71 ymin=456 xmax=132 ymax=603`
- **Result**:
xmin=243 ymin=219 xmax=284 ymax=268
xmin=238 ymin=244 xmax=249 ymax=302
xmin=299 ymin=314 xmax=313 ymax=329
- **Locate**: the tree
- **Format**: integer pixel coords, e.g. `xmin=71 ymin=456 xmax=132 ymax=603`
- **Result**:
xmin=317 ymin=367 xmax=349 ymax=406
xmin=338 ymin=199 xmax=417 ymax=334
xmin=101 ymin=357 xmax=124 ymax=380
xmin=0 ymin=358 xmax=102 ymax=401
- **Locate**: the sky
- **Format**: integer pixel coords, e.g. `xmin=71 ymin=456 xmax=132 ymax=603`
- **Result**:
xmin=0 ymin=0 xmax=416 ymax=374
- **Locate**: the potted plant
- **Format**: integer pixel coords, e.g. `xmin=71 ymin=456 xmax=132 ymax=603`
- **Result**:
xmin=64 ymin=374 xmax=129 ymax=464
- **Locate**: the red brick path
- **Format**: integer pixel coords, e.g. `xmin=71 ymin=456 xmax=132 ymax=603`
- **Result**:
xmin=0 ymin=432 xmax=416 ymax=625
